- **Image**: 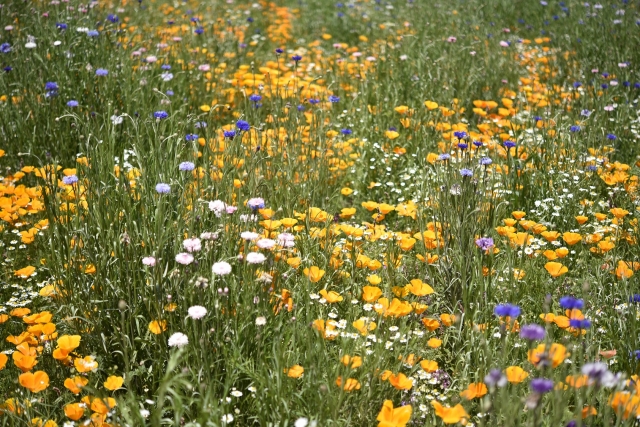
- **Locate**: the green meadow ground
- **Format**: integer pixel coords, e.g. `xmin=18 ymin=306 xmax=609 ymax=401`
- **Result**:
xmin=1 ymin=0 xmax=640 ymax=426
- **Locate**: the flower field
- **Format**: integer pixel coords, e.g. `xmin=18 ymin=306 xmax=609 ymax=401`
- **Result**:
xmin=1 ymin=0 xmax=640 ymax=425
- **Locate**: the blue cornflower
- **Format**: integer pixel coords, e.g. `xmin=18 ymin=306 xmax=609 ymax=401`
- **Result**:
xmin=530 ymin=378 xmax=554 ymax=394
xmin=607 ymin=133 xmax=617 ymax=140
xmin=586 ymin=165 xmax=598 ymax=172
xmin=87 ymin=30 xmax=100 ymax=37
xmin=453 ymin=131 xmax=467 ymax=139
xmin=95 ymin=68 xmax=108 ymax=76
xmin=0 ymin=43 xmax=11 ymax=53
xmin=602 ymin=72 xmax=609 ymax=78
xmin=601 ymin=83 xmax=608 ymax=89
xmin=341 ymin=129 xmax=352 ymax=135
xmin=4 ymin=66 xmax=12 ymax=73
xmin=236 ymin=120 xmax=250 ymax=132
xmin=504 ymin=140 xmax=516 ymax=149
xmin=494 ymin=303 xmax=521 ymax=318
xmin=107 ymin=14 xmax=119 ymax=23
xmin=629 ymin=294 xmax=640 ymax=303
xmin=275 ymin=48 xmax=284 ymax=54
xmin=457 ymin=142 xmax=468 ymax=150
xmin=185 ymin=134 xmax=199 ymax=141
xmin=247 ymin=17 xmax=254 ymax=23
xmin=155 ymin=183 xmax=171 ymax=194
xmin=533 ymin=116 xmax=542 ymax=121
xmin=581 ymin=109 xmax=591 ymax=117
xmin=154 ymin=111 xmax=169 ymax=120
xmin=297 ymin=105 xmax=305 ymax=111
xmin=570 ymin=125 xmax=580 ymax=132
xmin=166 ymin=90 xmax=174 ymax=96
xmin=480 ymin=157 xmax=493 ymax=166
xmin=194 ymin=27 xmax=204 ymax=35
xmin=224 ymin=130 xmax=236 ymax=138
xmin=308 ymin=98 xmax=320 ymax=105
xmin=45 ymin=82 xmax=59 ymax=92
xmin=194 ymin=121 xmax=207 ymax=128
xmin=179 ymin=161 xmax=195 ymax=171
xmin=291 ymin=55 xmax=302 ymax=62
xmin=573 ymin=81 xmax=582 ymax=88
xmin=569 ymin=318 xmax=591 ymax=329
xmin=559 ymin=296 xmax=584 ymax=310
xmin=67 ymin=100 xmax=79 ymax=107
xmin=438 ymin=153 xmax=451 ymax=161
xmin=62 ymin=175 xmax=79 ymax=185
xmin=460 ymin=168 xmax=473 ymax=177
xmin=472 ymin=140 xmax=483 ymax=147
xmin=328 ymin=95 xmax=340 ymax=103
xmin=56 ymin=22 xmax=68 ymax=30
xmin=161 ymin=64 xmax=172 ymax=70
xmin=249 ymin=94 xmax=262 ymax=102
xmin=623 ymin=81 xmax=630 ymax=87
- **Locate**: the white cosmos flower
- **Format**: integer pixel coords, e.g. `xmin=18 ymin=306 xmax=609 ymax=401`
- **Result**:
xmin=212 ymin=261 xmax=232 ymax=275
xmin=168 ymin=332 xmax=189 ymax=347
xmin=187 ymin=306 xmax=207 ymax=320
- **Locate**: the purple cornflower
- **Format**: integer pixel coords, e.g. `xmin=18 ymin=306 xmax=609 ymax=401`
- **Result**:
xmin=275 ymin=48 xmax=284 ymax=54
xmin=247 ymin=197 xmax=265 ymax=210
xmin=328 ymin=95 xmax=340 ymax=103
xmin=155 ymin=183 xmax=170 ymax=194
xmin=484 ymin=369 xmax=507 ymax=388
xmin=154 ymin=111 xmax=169 ymax=120
xmin=67 ymin=100 xmax=79 ymax=107
xmin=460 ymin=168 xmax=473 ymax=177
xmin=480 ymin=157 xmax=493 ymax=166
xmin=87 ymin=30 xmax=99 ymax=37
xmin=559 ymin=296 xmax=584 ymax=310
xmin=185 ymin=134 xmax=198 ymax=141
xmin=438 ymin=153 xmax=451 ymax=161
xmin=581 ymin=109 xmax=591 ymax=117
xmin=530 ymin=378 xmax=554 ymax=394
xmin=95 ymin=68 xmax=108 ymax=76
xmin=62 ymin=175 xmax=79 ymax=185
xmin=107 ymin=14 xmax=119 ymax=23
xmin=504 ymin=140 xmax=516 ymax=149
xmin=475 ymin=237 xmax=494 ymax=251
xmin=291 ymin=55 xmax=302 ymax=62
xmin=494 ymin=303 xmax=521 ymax=318
xmin=179 ymin=161 xmax=195 ymax=171
xmin=519 ymin=324 xmax=546 ymax=341
xmin=236 ymin=120 xmax=250 ymax=132
xmin=0 ymin=43 xmax=11 ymax=53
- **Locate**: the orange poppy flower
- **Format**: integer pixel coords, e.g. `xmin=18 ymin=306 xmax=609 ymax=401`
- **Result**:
xmin=389 ymin=373 xmax=413 ymax=390
xmin=377 ymin=400 xmax=412 ymax=427
xmin=460 ymin=382 xmax=488 ymax=400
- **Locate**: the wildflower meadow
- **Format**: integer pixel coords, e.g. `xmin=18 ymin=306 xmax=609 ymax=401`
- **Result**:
xmin=2 ymin=0 xmax=640 ymax=425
